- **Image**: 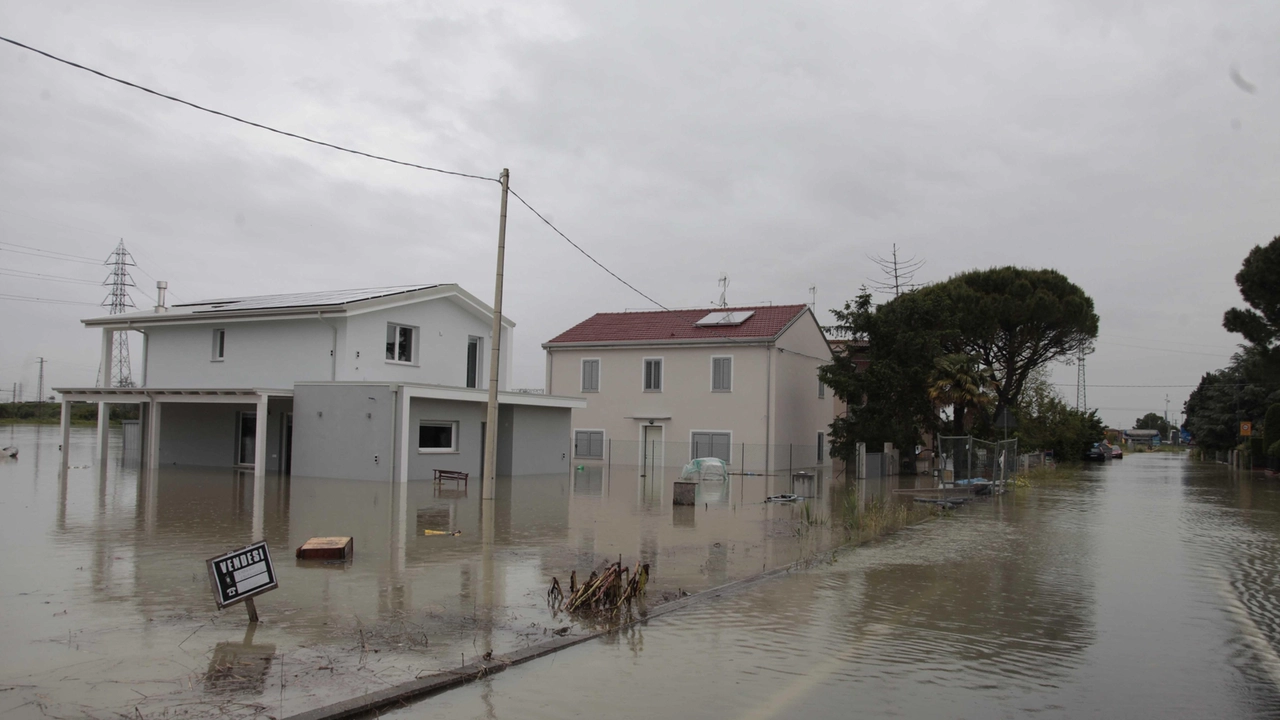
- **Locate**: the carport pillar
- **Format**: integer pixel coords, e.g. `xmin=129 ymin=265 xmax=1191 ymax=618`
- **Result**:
xmin=146 ymin=400 xmax=161 ymax=469
xmin=396 ymin=387 xmax=411 ymax=483
xmin=59 ymin=399 xmax=71 ymax=478
xmin=254 ymin=395 xmax=268 ymax=480
xmin=97 ymin=402 xmax=109 ymax=463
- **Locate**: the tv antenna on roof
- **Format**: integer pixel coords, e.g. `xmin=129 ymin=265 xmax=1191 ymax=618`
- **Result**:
xmin=717 ymin=273 xmax=729 ymax=308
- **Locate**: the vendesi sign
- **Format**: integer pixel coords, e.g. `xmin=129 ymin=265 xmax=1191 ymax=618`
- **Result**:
xmin=206 ymin=541 xmax=278 ymax=610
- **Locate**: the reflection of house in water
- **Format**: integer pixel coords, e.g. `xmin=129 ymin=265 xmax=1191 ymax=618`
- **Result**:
xmin=55 ymin=284 xmax=584 ymax=482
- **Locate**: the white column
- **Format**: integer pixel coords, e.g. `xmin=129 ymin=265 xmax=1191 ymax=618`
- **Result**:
xmin=97 ymin=402 xmax=109 ymax=463
xmin=147 ymin=400 xmax=161 ymax=469
xmin=100 ymin=328 xmax=113 ymax=388
xmin=397 ymin=388 xmax=411 ymax=483
xmin=59 ymin=399 xmax=71 ymax=478
xmin=254 ymin=395 xmax=268 ymax=480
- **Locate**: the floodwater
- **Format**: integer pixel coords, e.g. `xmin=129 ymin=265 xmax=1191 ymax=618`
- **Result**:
xmin=386 ymin=452 xmax=1280 ymax=719
xmin=0 ymin=424 xmax=850 ymax=719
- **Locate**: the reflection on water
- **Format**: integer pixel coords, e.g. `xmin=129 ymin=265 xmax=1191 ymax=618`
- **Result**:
xmin=0 ymin=426 xmax=847 ymax=719
xmin=385 ymin=454 xmax=1280 ymax=720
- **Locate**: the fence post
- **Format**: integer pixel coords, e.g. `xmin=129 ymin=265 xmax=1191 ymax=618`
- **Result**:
xmin=789 ymin=443 xmax=793 ymax=478
xmin=607 ymin=438 xmax=611 ymax=473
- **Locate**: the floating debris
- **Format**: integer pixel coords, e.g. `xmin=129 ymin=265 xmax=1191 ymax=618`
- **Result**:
xmin=549 ymin=559 xmax=649 ymax=618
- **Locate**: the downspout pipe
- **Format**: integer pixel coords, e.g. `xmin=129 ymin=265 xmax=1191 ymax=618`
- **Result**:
xmin=317 ymin=312 xmax=338 ymax=381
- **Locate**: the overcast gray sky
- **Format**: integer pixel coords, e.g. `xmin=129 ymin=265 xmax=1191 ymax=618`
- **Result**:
xmin=2 ymin=0 xmax=1277 ymax=429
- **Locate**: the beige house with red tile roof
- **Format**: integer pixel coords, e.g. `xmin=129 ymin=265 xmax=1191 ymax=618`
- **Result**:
xmin=542 ymin=305 xmax=834 ymax=473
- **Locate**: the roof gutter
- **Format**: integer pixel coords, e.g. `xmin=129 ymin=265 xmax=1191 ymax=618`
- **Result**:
xmin=541 ymin=337 xmax=777 ymax=351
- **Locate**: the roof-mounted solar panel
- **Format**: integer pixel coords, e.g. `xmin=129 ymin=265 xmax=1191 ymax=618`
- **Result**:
xmin=695 ymin=310 xmax=755 ymax=327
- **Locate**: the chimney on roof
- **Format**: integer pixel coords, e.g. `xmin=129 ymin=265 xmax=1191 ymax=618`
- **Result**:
xmin=155 ymin=281 xmax=168 ymax=313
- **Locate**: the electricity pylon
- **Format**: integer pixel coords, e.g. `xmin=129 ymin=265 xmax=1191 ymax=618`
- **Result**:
xmin=101 ymin=240 xmax=137 ymax=387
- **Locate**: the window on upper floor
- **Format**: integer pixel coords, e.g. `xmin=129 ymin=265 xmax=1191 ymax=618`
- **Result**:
xmin=581 ymin=359 xmax=600 ymax=393
xmin=818 ymin=377 xmax=826 ymax=399
xmin=643 ymin=358 xmax=663 ymax=392
xmin=574 ymin=429 xmax=604 ymax=459
xmin=212 ymin=328 xmax=225 ymax=361
xmin=711 ymin=356 xmax=732 ymax=392
xmin=467 ymin=336 xmax=482 ymax=388
xmin=386 ymin=323 xmax=415 ymax=364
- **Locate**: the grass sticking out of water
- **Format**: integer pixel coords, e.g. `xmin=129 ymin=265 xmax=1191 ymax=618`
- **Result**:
xmin=839 ymin=492 xmax=935 ymax=545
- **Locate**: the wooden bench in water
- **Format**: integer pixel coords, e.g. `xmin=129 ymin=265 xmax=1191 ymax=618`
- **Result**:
xmin=433 ymin=469 xmax=468 ymax=490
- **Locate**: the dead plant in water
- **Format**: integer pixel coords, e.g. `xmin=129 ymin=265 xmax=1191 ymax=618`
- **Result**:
xmin=840 ymin=493 xmax=932 ymax=543
xmin=548 ymin=559 xmax=650 ymax=620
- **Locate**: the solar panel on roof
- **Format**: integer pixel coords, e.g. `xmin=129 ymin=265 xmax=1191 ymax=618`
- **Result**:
xmin=695 ymin=310 xmax=755 ymax=327
xmin=174 ymin=285 xmax=437 ymax=313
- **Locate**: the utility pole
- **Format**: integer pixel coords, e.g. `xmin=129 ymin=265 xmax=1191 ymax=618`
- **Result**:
xmin=37 ymin=357 xmax=45 ymax=414
xmin=481 ymin=168 xmax=510 ymax=501
xmin=1075 ymin=352 xmax=1086 ymax=412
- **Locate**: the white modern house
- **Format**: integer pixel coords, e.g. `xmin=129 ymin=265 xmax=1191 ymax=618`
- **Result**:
xmin=542 ymin=304 xmax=834 ymax=473
xmin=55 ymin=284 xmax=584 ymax=481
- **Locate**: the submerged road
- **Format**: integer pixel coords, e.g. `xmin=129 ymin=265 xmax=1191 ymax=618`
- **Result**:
xmin=388 ymin=453 xmax=1280 ymax=719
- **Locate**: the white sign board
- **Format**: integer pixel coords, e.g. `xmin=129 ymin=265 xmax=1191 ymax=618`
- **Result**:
xmin=206 ymin=541 xmax=277 ymax=609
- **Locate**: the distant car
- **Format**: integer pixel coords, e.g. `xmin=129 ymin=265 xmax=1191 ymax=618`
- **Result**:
xmin=1084 ymin=443 xmax=1109 ymax=461
xmin=1111 ymin=445 xmax=1123 ymax=459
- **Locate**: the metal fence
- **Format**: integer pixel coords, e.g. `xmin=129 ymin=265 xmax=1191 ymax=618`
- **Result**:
xmin=939 ymin=435 xmax=1019 ymax=489
xmin=577 ymin=439 xmax=831 ymax=476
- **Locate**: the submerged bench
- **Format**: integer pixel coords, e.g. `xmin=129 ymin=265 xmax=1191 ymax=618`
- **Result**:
xmin=433 ymin=469 xmax=468 ymax=490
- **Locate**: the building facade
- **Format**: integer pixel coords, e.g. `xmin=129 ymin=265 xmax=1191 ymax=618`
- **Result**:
xmin=542 ymin=305 xmax=834 ymax=473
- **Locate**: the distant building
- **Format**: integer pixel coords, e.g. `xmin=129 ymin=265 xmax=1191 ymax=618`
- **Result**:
xmin=56 ymin=284 xmax=583 ymax=481
xmin=542 ymin=304 xmax=834 ymax=472
xmin=1124 ymin=428 xmax=1163 ymax=447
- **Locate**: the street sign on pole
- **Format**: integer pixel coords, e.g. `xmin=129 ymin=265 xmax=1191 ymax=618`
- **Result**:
xmin=1241 ymin=421 xmax=1253 ymax=437
xmin=207 ymin=541 xmax=277 ymax=622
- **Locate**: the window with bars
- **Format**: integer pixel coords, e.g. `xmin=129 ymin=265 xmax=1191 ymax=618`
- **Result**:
xmin=711 ymin=356 xmax=732 ymax=392
xmin=643 ymin=358 xmax=663 ymax=392
xmin=581 ymin=359 xmax=600 ymax=393
xmin=574 ymin=430 xmax=604 ymax=459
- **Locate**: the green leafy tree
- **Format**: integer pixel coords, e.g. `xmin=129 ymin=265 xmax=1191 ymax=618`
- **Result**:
xmin=929 ymin=267 xmax=1099 ymax=415
xmin=1224 ymin=236 xmax=1280 ymax=355
xmin=928 ymin=353 xmax=996 ymax=436
xmin=1134 ymin=412 xmax=1171 ymax=438
xmin=821 ymin=288 xmax=955 ymax=461
xmin=1183 ymin=348 xmax=1280 ymax=452
xmin=1012 ymin=369 xmax=1105 ymax=460
xmin=1264 ymin=404 xmax=1280 ymax=458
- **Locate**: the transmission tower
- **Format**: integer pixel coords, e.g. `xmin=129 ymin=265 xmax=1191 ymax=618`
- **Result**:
xmin=101 ymin=240 xmax=137 ymax=387
xmin=1076 ymin=351 xmax=1086 ymax=411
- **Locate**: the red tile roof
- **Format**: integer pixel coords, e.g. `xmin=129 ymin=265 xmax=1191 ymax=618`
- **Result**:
xmin=544 ymin=305 xmax=811 ymax=346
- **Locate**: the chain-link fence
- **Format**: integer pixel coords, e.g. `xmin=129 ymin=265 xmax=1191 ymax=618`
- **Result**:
xmin=578 ymin=439 xmax=831 ymax=476
xmin=938 ymin=435 xmax=1019 ymax=490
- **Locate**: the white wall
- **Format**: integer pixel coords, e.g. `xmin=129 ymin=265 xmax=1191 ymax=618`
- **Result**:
xmin=145 ymin=318 xmax=339 ymax=389
xmin=340 ymin=298 xmax=511 ymax=389
xmin=773 ymin=314 xmax=835 ymax=464
xmin=292 ymin=384 xmax=395 ymax=481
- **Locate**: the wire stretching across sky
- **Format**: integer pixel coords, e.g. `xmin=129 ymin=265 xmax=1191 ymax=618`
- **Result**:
xmin=0 ymin=34 xmax=669 ymax=312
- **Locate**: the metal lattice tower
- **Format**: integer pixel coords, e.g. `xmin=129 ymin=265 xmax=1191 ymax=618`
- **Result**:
xmin=101 ymin=240 xmax=137 ymax=387
xmin=1075 ymin=351 xmax=1086 ymax=411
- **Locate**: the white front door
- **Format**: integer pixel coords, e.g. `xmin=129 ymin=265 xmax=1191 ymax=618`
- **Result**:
xmin=642 ymin=424 xmax=664 ymax=477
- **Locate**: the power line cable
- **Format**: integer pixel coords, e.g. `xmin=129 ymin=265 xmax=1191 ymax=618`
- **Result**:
xmin=0 ymin=245 xmax=103 ymax=265
xmin=0 ymin=268 xmax=101 ymax=285
xmin=508 ymin=186 xmax=668 ymax=310
xmin=0 ymin=35 xmax=498 ymax=184
xmin=0 ymin=239 xmax=102 ymax=262
xmin=0 ymin=292 xmax=99 ymax=306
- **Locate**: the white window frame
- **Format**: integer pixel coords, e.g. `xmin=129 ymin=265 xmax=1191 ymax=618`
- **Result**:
xmin=573 ymin=428 xmax=605 ymax=459
xmin=642 ymin=357 xmax=663 ymax=392
xmin=690 ymin=429 xmax=733 ymax=464
xmin=581 ymin=358 xmax=601 ymax=393
xmin=417 ymin=420 xmax=459 ymax=454
xmin=466 ymin=336 xmax=483 ymax=388
xmin=386 ymin=322 xmax=419 ymax=365
xmin=212 ymin=328 xmax=226 ymax=362
xmin=710 ymin=355 xmax=732 ymax=392
xmin=818 ymin=377 xmax=826 ymax=399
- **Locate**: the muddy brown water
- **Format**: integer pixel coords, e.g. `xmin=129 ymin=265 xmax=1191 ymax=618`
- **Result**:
xmin=382 ymin=451 xmax=1280 ymax=719
xmin=0 ymin=424 xmax=853 ymax=718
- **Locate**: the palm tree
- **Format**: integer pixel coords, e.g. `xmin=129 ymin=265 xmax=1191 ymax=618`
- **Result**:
xmin=929 ymin=353 xmax=996 ymax=436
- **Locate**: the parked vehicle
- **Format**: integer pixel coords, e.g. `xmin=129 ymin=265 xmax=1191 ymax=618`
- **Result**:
xmin=1111 ymin=445 xmax=1123 ymax=459
xmin=1084 ymin=443 xmax=1110 ymax=462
